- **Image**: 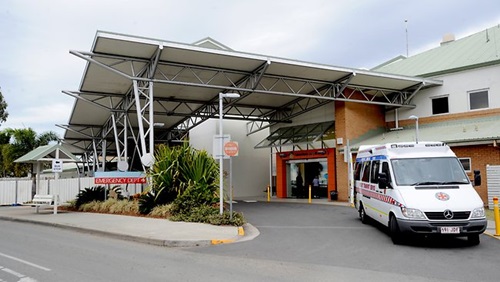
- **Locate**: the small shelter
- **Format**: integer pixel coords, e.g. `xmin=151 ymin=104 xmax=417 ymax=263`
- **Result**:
xmin=14 ymin=144 xmax=80 ymax=195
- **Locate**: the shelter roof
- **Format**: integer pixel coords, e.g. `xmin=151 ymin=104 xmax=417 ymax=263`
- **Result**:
xmin=373 ymin=25 xmax=500 ymax=77
xmin=60 ymin=31 xmax=442 ymax=155
xmin=14 ymin=144 xmax=80 ymax=163
xmin=255 ymin=121 xmax=334 ymax=149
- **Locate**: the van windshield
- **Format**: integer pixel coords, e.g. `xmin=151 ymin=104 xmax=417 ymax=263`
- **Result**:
xmin=391 ymin=157 xmax=470 ymax=186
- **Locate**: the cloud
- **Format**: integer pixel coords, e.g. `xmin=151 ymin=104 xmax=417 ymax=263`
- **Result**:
xmin=1 ymin=100 xmax=73 ymax=136
xmin=1 ymin=0 xmax=500 ymax=137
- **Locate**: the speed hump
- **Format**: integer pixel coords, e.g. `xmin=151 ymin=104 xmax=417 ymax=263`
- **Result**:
xmin=224 ymin=141 xmax=239 ymax=157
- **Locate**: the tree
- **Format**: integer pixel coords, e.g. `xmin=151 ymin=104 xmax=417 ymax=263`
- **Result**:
xmin=0 ymin=128 xmax=59 ymax=177
xmin=0 ymin=87 xmax=8 ymax=124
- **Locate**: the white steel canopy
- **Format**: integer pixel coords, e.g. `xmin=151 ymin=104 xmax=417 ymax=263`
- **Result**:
xmin=59 ymin=31 xmax=442 ymax=170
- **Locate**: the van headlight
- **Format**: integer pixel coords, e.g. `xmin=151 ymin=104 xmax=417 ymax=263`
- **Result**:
xmin=471 ymin=207 xmax=485 ymax=219
xmin=401 ymin=207 xmax=426 ymax=220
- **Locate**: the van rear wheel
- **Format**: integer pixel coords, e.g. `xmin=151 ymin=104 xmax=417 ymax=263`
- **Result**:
xmin=389 ymin=215 xmax=403 ymax=245
xmin=359 ymin=204 xmax=368 ymax=224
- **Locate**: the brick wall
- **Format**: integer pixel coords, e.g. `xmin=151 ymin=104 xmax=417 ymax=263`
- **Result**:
xmin=389 ymin=107 xmax=500 ymax=206
xmin=334 ymin=98 xmax=500 ymax=204
xmin=452 ymin=145 xmax=500 ymax=206
xmin=335 ymin=96 xmax=386 ymax=201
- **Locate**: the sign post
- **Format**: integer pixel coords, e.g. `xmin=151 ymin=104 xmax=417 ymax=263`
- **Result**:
xmin=224 ymin=141 xmax=239 ymax=219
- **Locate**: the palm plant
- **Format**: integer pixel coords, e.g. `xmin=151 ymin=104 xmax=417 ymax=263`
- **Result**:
xmin=0 ymin=128 xmax=59 ymax=177
xmin=141 ymin=143 xmax=220 ymax=214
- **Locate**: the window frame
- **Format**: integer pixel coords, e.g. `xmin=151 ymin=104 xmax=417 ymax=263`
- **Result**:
xmin=468 ymin=89 xmax=489 ymax=111
xmin=459 ymin=157 xmax=472 ymax=172
xmin=431 ymin=95 xmax=449 ymax=115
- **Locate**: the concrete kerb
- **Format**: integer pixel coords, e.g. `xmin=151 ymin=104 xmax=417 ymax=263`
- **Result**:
xmin=484 ymin=220 xmax=500 ymax=240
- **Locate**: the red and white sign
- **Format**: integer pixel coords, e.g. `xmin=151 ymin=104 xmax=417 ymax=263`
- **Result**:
xmin=94 ymin=177 xmax=146 ymax=184
xmin=224 ymin=141 xmax=239 ymax=157
xmin=94 ymin=171 xmax=146 ymax=185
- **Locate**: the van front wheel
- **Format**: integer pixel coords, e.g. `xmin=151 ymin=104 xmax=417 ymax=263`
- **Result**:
xmin=389 ymin=215 xmax=403 ymax=245
xmin=467 ymin=234 xmax=480 ymax=246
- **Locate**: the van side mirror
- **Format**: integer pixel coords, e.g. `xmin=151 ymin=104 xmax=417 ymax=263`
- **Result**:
xmin=378 ymin=172 xmax=391 ymax=189
xmin=473 ymin=170 xmax=481 ymax=186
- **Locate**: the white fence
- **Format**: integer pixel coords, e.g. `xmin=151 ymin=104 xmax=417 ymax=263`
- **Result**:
xmin=0 ymin=177 xmax=146 ymax=205
xmin=487 ymin=165 xmax=500 ymax=209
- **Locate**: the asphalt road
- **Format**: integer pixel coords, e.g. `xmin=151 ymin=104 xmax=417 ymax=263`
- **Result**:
xmin=195 ymin=202 xmax=500 ymax=281
xmin=0 ymin=201 xmax=499 ymax=281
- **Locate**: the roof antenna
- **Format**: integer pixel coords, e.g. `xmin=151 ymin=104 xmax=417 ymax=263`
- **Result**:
xmin=405 ymin=19 xmax=409 ymax=57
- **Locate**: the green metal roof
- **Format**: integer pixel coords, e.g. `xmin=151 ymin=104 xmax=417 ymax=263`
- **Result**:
xmin=350 ymin=115 xmax=500 ymax=150
xmin=373 ymin=25 xmax=500 ymax=77
xmin=14 ymin=144 xmax=80 ymax=163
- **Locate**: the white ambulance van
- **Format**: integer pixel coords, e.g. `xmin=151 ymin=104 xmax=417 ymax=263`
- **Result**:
xmin=354 ymin=142 xmax=487 ymax=245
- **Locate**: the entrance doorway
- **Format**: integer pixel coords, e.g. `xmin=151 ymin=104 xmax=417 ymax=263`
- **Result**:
xmin=288 ymin=159 xmax=327 ymax=198
xmin=276 ymin=148 xmax=335 ymax=199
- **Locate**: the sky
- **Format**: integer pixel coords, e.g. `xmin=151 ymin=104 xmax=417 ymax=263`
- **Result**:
xmin=1 ymin=0 xmax=499 ymax=138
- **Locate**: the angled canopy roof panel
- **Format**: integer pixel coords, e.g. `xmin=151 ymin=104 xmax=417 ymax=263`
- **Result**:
xmin=255 ymin=121 xmax=335 ymax=149
xmin=62 ymin=31 xmax=443 ymax=155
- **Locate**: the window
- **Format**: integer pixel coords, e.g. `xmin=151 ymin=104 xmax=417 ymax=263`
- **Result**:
xmin=370 ymin=161 xmax=380 ymax=184
xmin=432 ymin=96 xmax=449 ymax=115
xmin=382 ymin=162 xmax=391 ymax=183
xmin=392 ymin=157 xmax=469 ymax=186
xmin=354 ymin=162 xmax=362 ymax=181
xmin=361 ymin=161 xmax=371 ymax=182
xmin=469 ymin=90 xmax=489 ymax=110
xmin=459 ymin=158 xmax=471 ymax=172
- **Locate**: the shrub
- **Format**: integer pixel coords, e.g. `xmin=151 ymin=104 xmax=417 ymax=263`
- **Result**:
xmin=145 ymin=144 xmax=220 ymax=213
xmin=138 ymin=192 xmax=157 ymax=215
xmin=169 ymin=181 xmax=218 ymax=215
xmin=75 ymin=186 xmax=122 ymax=209
xmin=78 ymin=199 xmax=139 ymax=215
xmin=149 ymin=204 xmax=172 ymax=218
xmin=80 ymin=201 xmax=100 ymax=212
xmin=170 ymin=205 xmax=245 ymax=226
xmin=109 ymin=199 xmax=139 ymax=215
xmin=98 ymin=198 xmax=118 ymax=213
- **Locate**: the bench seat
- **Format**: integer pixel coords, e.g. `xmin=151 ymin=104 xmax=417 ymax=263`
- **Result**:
xmin=31 ymin=194 xmax=59 ymax=214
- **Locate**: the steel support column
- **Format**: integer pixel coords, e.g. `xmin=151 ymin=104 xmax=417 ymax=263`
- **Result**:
xmin=132 ymin=79 xmax=155 ymax=166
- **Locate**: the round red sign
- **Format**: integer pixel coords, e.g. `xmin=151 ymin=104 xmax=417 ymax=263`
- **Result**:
xmin=224 ymin=141 xmax=239 ymax=157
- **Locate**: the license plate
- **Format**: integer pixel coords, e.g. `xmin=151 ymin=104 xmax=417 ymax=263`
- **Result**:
xmin=440 ymin=227 xmax=460 ymax=234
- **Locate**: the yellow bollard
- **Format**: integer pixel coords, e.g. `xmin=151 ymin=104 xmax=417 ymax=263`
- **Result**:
xmin=494 ymin=197 xmax=500 ymax=236
xmin=267 ymin=185 xmax=270 ymax=202
xmin=308 ymin=185 xmax=312 ymax=204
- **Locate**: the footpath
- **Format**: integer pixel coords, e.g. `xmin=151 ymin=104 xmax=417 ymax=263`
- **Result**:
xmin=0 ymin=206 xmax=258 ymax=247
xmin=0 ymin=198 xmax=498 ymax=247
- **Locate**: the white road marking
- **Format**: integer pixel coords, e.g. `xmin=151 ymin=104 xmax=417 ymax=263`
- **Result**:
xmin=0 ymin=265 xmax=39 ymax=282
xmin=0 ymin=252 xmax=51 ymax=271
xmin=18 ymin=277 xmax=38 ymax=282
xmin=1 ymin=267 xmax=24 ymax=278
